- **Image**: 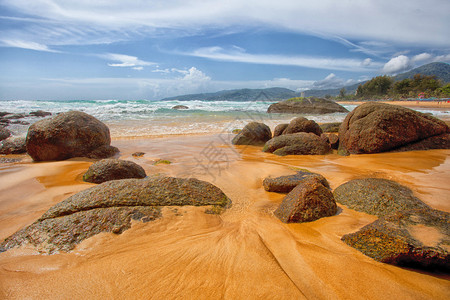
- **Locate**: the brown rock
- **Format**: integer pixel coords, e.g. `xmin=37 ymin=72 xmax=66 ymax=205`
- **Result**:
xmin=231 ymin=122 xmax=272 ymax=146
xmin=262 ymin=133 xmax=331 ymax=156
xmin=321 ymin=133 xmax=339 ymax=149
xmin=282 ymin=117 xmax=322 ymax=136
xmin=83 ymin=159 xmax=147 ymax=183
xmin=273 ymin=123 xmax=288 ymax=137
xmin=0 ymin=137 xmax=27 ymax=154
xmin=274 ymin=177 xmax=337 ymax=223
xmin=268 ymin=97 xmax=349 ymax=114
xmin=263 ymin=170 xmax=330 ymax=193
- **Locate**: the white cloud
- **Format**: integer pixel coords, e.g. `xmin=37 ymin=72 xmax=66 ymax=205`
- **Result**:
xmin=412 ymin=53 xmax=433 ymax=63
xmin=382 ymin=55 xmax=412 ymax=74
xmin=0 ymin=0 xmax=449 ymax=47
xmin=183 ymin=46 xmax=380 ymax=72
xmin=311 ymin=73 xmax=358 ymax=90
xmin=1 ymin=39 xmax=58 ymax=52
xmin=102 ymin=53 xmax=156 ymax=70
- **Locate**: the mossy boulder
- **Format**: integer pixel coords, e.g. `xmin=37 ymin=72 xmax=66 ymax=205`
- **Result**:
xmin=263 ymin=133 xmax=331 ymax=156
xmin=263 ymin=170 xmax=329 ymax=193
xmin=0 ymin=176 xmax=231 ymax=254
xmin=342 ymin=209 xmax=450 ymax=273
xmin=274 ymin=177 xmax=337 ymax=223
xmin=83 ymin=159 xmax=147 ymax=183
xmin=267 ymin=97 xmax=349 ymax=114
xmin=232 ymin=122 xmax=272 ymax=146
xmin=333 ymin=178 xmax=430 ymax=217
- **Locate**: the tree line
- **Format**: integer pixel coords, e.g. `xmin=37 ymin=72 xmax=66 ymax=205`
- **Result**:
xmin=336 ymin=74 xmax=450 ymax=100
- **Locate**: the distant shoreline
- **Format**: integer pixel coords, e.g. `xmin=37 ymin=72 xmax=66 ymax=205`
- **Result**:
xmin=337 ymin=100 xmax=450 ymax=109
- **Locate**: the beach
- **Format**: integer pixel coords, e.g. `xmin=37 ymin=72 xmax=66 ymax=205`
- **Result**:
xmin=0 ymin=101 xmax=449 ymax=299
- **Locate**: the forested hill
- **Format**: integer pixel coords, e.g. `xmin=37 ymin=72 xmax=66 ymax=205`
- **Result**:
xmin=161 ymin=87 xmax=298 ymax=101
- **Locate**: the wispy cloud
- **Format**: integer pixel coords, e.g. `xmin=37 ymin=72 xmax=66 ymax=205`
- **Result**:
xmin=101 ymin=53 xmax=156 ymax=70
xmin=1 ymin=39 xmax=58 ymax=52
xmin=181 ymin=46 xmax=381 ymax=72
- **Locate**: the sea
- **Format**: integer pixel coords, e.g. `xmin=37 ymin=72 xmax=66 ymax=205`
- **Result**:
xmin=1 ymin=99 xmax=449 ymax=139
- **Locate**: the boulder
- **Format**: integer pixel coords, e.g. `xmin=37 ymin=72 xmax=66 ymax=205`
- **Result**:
xmin=392 ymin=133 xmax=450 ymax=152
xmin=232 ymin=122 xmax=272 ymax=146
xmin=321 ymin=133 xmax=339 ymax=149
xmin=333 ymin=178 xmax=430 ymax=217
xmin=263 ymin=170 xmax=330 ymax=193
xmin=85 ymin=145 xmax=120 ymax=159
xmin=338 ymin=102 xmax=449 ymax=154
xmin=282 ymin=117 xmax=322 ymax=136
xmin=262 ymin=133 xmax=331 ymax=156
xmin=268 ymin=97 xmax=349 ymax=114
xmin=83 ymin=159 xmax=147 ymax=183
xmin=274 ymin=177 xmax=337 ymax=223
xmin=0 ymin=176 xmax=231 ymax=254
xmin=26 ymin=111 xmax=114 ymax=161
xmin=342 ymin=209 xmax=450 ymax=272
xmin=0 ymin=137 xmax=27 ymax=154
xmin=273 ymin=123 xmax=288 ymax=137
xmin=172 ymin=105 xmax=189 ymax=110
xmin=0 ymin=127 xmax=11 ymax=141
xmin=320 ymin=122 xmax=341 ymax=133
xmin=29 ymin=110 xmax=52 ymax=117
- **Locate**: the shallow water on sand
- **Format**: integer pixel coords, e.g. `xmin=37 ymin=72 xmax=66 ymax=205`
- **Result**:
xmin=0 ymin=134 xmax=449 ymax=299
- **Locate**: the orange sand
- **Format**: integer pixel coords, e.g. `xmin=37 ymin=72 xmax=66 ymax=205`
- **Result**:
xmin=0 ymin=134 xmax=449 ymax=299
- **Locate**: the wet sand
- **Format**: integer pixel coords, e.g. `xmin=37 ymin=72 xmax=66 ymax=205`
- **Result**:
xmin=0 ymin=134 xmax=449 ymax=299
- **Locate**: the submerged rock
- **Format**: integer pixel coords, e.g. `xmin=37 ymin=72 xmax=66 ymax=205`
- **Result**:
xmin=83 ymin=159 xmax=147 ymax=183
xmin=333 ymin=178 xmax=430 ymax=217
xmin=29 ymin=110 xmax=52 ymax=117
xmin=274 ymin=177 xmax=337 ymax=223
xmin=26 ymin=111 xmax=115 ymax=161
xmin=338 ymin=102 xmax=449 ymax=154
xmin=0 ymin=137 xmax=27 ymax=154
xmin=232 ymin=122 xmax=272 ymax=146
xmin=0 ymin=176 xmax=231 ymax=254
xmin=0 ymin=127 xmax=11 ymax=141
xmin=282 ymin=117 xmax=322 ymax=136
xmin=342 ymin=209 xmax=450 ymax=273
xmin=172 ymin=105 xmax=189 ymax=110
xmin=268 ymin=97 xmax=349 ymax=114
xmin=263 ymin=133 xmax=331 ymax=156
xmin=263 ymin=170 xmax=329 ymax=193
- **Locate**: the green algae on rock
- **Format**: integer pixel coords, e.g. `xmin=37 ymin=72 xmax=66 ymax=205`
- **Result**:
xmin=0 ymin=176 xmax=231 ymax=254
xmin=342 ymin=209 xmax=450 ymax=273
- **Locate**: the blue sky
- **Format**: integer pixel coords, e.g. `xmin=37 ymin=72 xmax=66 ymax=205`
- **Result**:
xmin=0 ymin=0 xmax=449 ymax=100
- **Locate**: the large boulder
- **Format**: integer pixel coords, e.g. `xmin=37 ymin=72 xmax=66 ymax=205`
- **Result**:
xmin=262 ymin=133 xmax=331 ymax=156
xmin=263 ymin=170 xmax=329 ymax=193
xmin=26 ymin=111 xmax=116 ymax=161
xmin=0 ymin=137 xmax=27 ymax=154
xmin=342 ymin=209 xmax=450 ymax=272
xmin=282 ymin=117 xmax=322 ymax=136
xmin=268 ymin=97 xmax=349 ymax=114
xmin=274 ymin=177 xmax=337 ymax=223
xmin=0 ymin=127 xmax=11 ymax=141
xmin=338 ymin=102 xmax=449 ymax=154
xmin=231 ymin=122 xmax=272 ymax=146
xmin=0 ymin=176 xmax=231 ymax=254
xmin=333 ymin=178 xmax=430 ymax=217
xmin=83 ymin=159 xmax=147 ymax=183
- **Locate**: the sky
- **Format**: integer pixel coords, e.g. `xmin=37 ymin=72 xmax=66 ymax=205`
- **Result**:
xmin=0 ymin=0 xmax=449 ymax=100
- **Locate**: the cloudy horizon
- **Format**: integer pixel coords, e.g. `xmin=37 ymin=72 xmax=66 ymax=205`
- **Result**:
xmin=1 ymin=0 xmax=449 ymax=100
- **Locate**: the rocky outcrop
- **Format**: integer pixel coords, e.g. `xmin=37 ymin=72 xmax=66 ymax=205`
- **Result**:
xmin=263 ymin=133 xmax=331 ymax=156
xmin=172 ymin=105 xmax=189 ymax=110
xmin=0 ymin=176 xmax=231 ymax=254
xmin=0 ymin=127 xmax=11 ymax=141
xmin=26 ymin=111 xmax=116 ymax=161
xmin=263 ymin=170 xmax=329 ymax=193
xmin=274 ymin=177 xmax=337 ymax=223
xmin=333 ymin=178 xmax=430 ymax=217
xmin=232 ymin=122 xmax=272 ymax=146
xmin=282 ymin=117 xmax=322 ymax=136
xmin=320 ymin=122 xmax=341 ymax=133
xmin=338 ymin=102 xmax=449 ymax=155
xmin=342 ymin=209 xmax=450 ymax=272
xmin=268 ymin=97 xmax=349 ymax=114
xmin=273 ymin=124 xmax=288 ymax=137
xmin=0 ymin=137 xmax=27 ymax=154
xmin=83 ymin=159 xmax=147 ymax=183
xmin=321 ymin=133 xmax=339 ymax=149
xmin=29 ymin=110 xmax=52 ymax=117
